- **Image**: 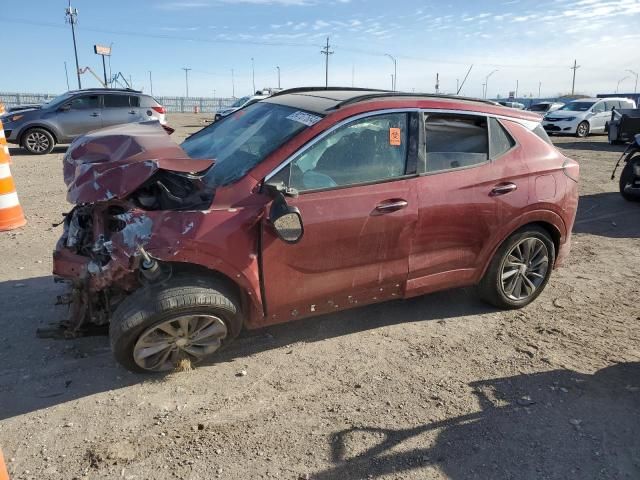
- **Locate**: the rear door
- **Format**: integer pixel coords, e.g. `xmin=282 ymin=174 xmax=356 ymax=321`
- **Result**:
xmin=408 ymin=113 xmax=529 ymax=296
xmin=590 ymin=101 xmax=608 ymax=132
xmin=57 ymin=94 xmax=102 ymax=138
xmin=102 ymin=94 xmax=139 ymax=128
xmin=261 ymin=111 xmax=419 ymax=322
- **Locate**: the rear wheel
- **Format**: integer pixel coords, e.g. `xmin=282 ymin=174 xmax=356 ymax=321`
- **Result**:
xmin=619 ymin=160 xmax=640 ymax=202
xmin=576 ymin=121 xmax=590 ymax=138
xmin=109 ymin=275 xmax=242 ymax=373
xmin=22 ymin=127 xmax=55 ymax=154
xmin=479 ymin=226 xmax=555 ymax=309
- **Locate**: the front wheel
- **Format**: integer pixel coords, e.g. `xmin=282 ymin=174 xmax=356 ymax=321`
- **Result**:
xmin=109 ymin=275 xmax=243 ymax=373
xmin=576 ymin=121 xmax=590 ymax=138
xmin=478 ymin=226 xmax=555 ymax=309
xmin=22 ymin=127 xmax=55 ymax=154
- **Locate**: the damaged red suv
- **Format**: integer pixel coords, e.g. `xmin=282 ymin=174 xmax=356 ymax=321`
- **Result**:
xmin=54 ymin=88 xmax=579 ymax=372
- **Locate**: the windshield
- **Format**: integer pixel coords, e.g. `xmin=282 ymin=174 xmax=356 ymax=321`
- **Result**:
xmin=44 ymin=92 xmax=74 ymax=109
xmin=181 ymin=102 xmax=322 ymax=187
xmin=230 ymin=96 xmax=251 ymax=108
xmin=559 ymin=102 xmax=595 ymax=112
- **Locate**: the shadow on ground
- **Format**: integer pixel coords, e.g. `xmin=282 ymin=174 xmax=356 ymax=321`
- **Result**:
xmin=313 ymin=362 xmax=640 ymax=479
xmin=8 ymin=146 xmax=68 ymax=156
xmin=553 ymin=138 xmax=628 ymax=153
xmin=0 ymin=274 xmax=491 ymax=420
xmin=574 ymin=191 xmax=640 ymax=238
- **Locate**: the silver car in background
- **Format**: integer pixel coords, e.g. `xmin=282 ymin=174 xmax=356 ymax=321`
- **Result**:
xmin=0 ymin=88 xmax=167 ymax=154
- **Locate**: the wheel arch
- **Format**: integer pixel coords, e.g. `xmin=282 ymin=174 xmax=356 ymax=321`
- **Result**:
xmin=18 ymin=123 xmax=59 ymax=145
xmin=478 ymin=214 xmax=566 ymax=281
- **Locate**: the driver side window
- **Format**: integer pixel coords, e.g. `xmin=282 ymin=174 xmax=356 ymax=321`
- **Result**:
xmin=285 ymin=113 xmax=408 ymax=192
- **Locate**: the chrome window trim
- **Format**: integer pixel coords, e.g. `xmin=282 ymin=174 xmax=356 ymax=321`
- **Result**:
xmin=264 ymin=107 xmax=539 ymax=183
xmin=264 ymin=108 xmax=420 ymax=183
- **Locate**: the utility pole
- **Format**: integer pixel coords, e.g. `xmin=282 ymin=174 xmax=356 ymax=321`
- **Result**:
xmin=149 ymin=71 xmax=153 ymax=96
xmin=251 ymin=57 xmax=256 ymax=93
xmin=538 ymin=81 xmax=541 ymax=99
xmin=64 ymin=62 xmax=70 ymax=90
xmin=435 ymin=73 xmax=440 ymax=94
xmin=182 ymin=67 xmax=191 ymax=97
xmin=456 ymin=78 xmax=459 ymax=94
xmin=276 ymin=66 xmax=281 ymax=88
xmin=626 ymin=69 xmax=638 ymax=94
xmin=351 ymin=64 xmax=355 ymax=87
xmin=231 ymin=69 xmax=235 ymax=97
xmin=384 ymin=53 xmax=397 ymax=91
xmin=65 ymin=1 xmax=81 ymax=89
xmin=515 ymin=79 xmax=519 ymax=99
xmin=321 ymin=37 xmax=334 ymax=88
xmin=570 ymin=59 xmax=580 ymax=96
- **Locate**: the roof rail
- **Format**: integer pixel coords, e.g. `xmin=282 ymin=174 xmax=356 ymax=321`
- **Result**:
xmin=333 ymin=92 xmax=498 ymax=109
xmin=269 ymin=86 xmax=392 ymax=98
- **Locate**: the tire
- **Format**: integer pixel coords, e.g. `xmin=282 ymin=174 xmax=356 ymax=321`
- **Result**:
xmin=109 ymin=275 xmax=243 ymax=373
xmin=22 ymin=127 xmax=55 ymax=154
xmin=575 ymin=121 xmax=590 ymax=138
xmin=619 ymin=161 xmax=640 ymax=202
xmin=478 ymin=226 xmax=555 ymax=309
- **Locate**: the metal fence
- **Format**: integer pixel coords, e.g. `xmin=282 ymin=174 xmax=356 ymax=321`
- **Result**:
xmin=0 ymin=92 xmax=236 ymax=113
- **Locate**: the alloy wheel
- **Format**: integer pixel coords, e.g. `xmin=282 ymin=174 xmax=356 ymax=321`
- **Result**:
xmin=25 ymin=132 xmax=51 ymax=153
xmin=577 ymin=122 xmax=589 ymax=137
xmin=133 ymin=314 xmax=228 ymax=371
xmin=500 ymin=237 xmax=549 ymax=301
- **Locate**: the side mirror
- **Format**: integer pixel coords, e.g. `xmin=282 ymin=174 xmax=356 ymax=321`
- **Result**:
xmin=269 ymin=193 xmax=304 ymax=244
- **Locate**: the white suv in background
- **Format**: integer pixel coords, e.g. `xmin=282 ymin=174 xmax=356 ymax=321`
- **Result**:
xmin=542 ymin=97 xmax=636 ymax=137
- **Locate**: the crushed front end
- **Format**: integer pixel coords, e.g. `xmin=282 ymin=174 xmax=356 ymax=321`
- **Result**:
xmin=51 ymin=123 xmax=215 ymax=336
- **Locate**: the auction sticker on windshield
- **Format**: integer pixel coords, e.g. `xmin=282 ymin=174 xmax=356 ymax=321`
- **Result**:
xmin=286 ymin=111 xmax=323 ymax=127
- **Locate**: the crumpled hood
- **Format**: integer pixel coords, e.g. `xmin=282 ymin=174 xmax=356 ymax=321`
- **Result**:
xmin=64 ymin=122 xmax=214 ymax=204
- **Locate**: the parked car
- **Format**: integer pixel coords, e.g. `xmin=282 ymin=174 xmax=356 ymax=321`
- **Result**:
xmin=542 ymin=97 xmax=637 ymax=137
xmin=498 ymin=101 xmax=525 ymax=110
xmin=0 ymin=88 xmax=167 ymax=154
xmin=213 ymin=88 xmax=282 ymax=121
xmin=527 ymin=102 xmax=564 ymax=113
xmin=53 ymin=87 xmax=579 ymax=372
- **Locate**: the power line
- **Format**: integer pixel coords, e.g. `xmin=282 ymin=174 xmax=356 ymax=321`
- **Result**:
xmin=320 ymin=37 xmax=334 ymax=88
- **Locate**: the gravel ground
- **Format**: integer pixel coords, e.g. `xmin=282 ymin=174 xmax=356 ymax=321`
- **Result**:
xmin=0 ymin=114 xmax=638 ymax=480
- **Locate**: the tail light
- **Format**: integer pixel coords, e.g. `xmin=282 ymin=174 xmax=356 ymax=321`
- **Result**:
xmin=152 ymin=106 xmax=166 ymax=114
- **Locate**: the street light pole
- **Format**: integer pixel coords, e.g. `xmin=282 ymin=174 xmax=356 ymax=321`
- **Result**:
xmin=149 ymin=71 xmax=153 ymax=96
xmin=231 ymin=69 xmax=235 ymax=98
xmin=65 ymin=1 xmax=81 ymax=89
xmin=484 ymin=70 xmax=498 ymax=99
xmin=616 ymin=76 xmax=629 ymax=94
xmin=276 ymin=66 xmax=280 ymax=88
xmin=384 ymin=54 xmax=397 ymax=91
xmin=182 ymin=67 xmax=192 ymax=97
xmin=251 ymin=57 xmax=256 ymax=93
xmin=626 ymin=69 xmax=638 ymax=94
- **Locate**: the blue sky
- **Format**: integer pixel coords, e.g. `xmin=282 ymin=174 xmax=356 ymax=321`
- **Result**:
xmin=3 ymin=0 xmax=640 ymax=98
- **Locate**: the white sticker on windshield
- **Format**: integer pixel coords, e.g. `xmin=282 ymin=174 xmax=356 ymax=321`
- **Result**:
xmin=286 ymin=111 xmax=322 ymax=127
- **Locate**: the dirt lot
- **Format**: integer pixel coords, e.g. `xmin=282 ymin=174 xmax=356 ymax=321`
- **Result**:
xmin=0 ymin=114 xmax=638 ymax=480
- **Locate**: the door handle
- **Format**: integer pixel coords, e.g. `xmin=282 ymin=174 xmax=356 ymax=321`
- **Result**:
xmin=374 ymin=199 xmax=408 ymax=214
xmin=90 ymin=112 xmax=100 ymax=117
xmin=128 ymin=110 xmax=136 ymax=114
xmin=490 ymin=183 xmax=517 ymax=196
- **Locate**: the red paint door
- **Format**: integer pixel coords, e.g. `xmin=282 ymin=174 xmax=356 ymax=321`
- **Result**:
xmin=261 ymin=180 xmax=418 ymax=323
xmin=260 ymin=111 xmax=419 ymax=323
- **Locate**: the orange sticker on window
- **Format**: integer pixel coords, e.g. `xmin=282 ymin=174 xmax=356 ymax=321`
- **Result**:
xmin=389 ymin=127 xmax=401 ymax=146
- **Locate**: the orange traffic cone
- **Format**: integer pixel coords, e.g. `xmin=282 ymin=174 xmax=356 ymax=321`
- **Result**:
xmin=0 ymin=119 xmax=26 ymax=232
xmin=0 ymin=448 xmax=9 ymax=480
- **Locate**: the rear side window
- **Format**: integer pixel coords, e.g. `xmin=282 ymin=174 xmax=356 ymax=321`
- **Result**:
xmin=129 ymin=96 xmax=140 ymax=107
xmin=489 ymin=118 xmax=515 ymax=159
xmin=604 ymin=100 xmax=620 ymax=111
xmin=533 ymin=124 xmax=552 ymax=145
xmin=424 ymin=113 xmax=488 ymax=172
xmin=104 ymin=95 xmax=130 ymax=108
